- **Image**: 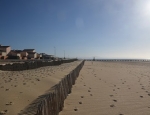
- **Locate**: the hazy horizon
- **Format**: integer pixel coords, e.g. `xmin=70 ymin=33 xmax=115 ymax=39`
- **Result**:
xmin=1 ymin=0 xmax=150 ymax=59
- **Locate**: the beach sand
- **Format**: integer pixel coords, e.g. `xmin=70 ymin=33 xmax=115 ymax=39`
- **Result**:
xmin=59 ymin=61 xmax=150 ymax=115
xmin=0 ymin=61 xmax=81 ymax=115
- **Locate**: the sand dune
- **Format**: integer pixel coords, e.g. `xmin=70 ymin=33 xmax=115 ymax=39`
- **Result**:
xmin=59 ymin=61 xmax=150 ymax=115
xmin=0 ymin=61 xmax=81 ymax=115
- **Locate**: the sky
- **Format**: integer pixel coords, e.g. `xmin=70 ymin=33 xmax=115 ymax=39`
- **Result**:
xmin=1 ymin=0 xmax=150 ymax=59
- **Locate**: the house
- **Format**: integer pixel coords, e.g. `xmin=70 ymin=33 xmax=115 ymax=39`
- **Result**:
xmin=23 ymin=49 xmax=37 ymax=59
xmin=0 ymin=45 xmax=11 ymax=56
xmin=37 ymin=53 xmax=42 ymax=59
xmin=9 ymin=50 xmax=21 ymax=57
xmin=0 ymin=45 xmax=11 ymax=59
xmin=20 ymin=51 xmax=28 ymax=57
xmin=8 ymin=50 xmax=30 ymax=59
xmin=27 ymin=52 xmax=37 ymax=59
xmin=8 ymin=50 xmax=22 ymax=59
xmin=40 ymin=53 xmax=54 ymax=60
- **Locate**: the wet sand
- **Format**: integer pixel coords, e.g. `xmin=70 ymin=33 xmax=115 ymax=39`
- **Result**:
xmin=0 ymin=61 xmax=81 ymax=115
xmin=59 ymin=61 xmax=150 ymax=115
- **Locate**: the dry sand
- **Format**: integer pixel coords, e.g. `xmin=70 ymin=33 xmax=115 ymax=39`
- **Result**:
xmin=59 ymin=61 xmax=150 ymax=115
xmin=0 ymin=61 xmax=81 ymax=115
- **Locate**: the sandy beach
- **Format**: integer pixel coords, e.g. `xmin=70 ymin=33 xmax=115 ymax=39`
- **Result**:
xmin=59 ymin=61 xmax=150 ymax=115
xmin=0 ymin=61 xmax=81 ymax=115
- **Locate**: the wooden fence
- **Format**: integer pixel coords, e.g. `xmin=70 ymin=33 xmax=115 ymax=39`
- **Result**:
xmin=36 ymin=60 xmax=84 ymax=115
xmin=0 ymin=59 xmax=78 ymax=71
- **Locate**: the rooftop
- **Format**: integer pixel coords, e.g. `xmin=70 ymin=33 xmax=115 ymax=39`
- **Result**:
xmin=0 ymin=46 xmax=10 ymax=48
xmin=11 ymin=50 xmax=22 ymax=53
xmin=23 ymin=49 xmax=35 ymax=51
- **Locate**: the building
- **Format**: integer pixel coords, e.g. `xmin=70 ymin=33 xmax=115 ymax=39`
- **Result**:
xmin=37 ymin=53 xmax=42 ymax=59
xmin=23 ymin=49 xmax=37 ymax=59
xmin=27 ymin=52 xmax=37 ymax=59
xmin=8 ymin=50 xmax=22 ymax=59
xmin=9 ymin=50 xmax=21 ymax=57
xmin=40 ymin=53 xmax=54 ymax=60
xmin=20 ymin=51 xmax=28 ymax=58
xmin=0 ymin=45 xmax=11 ymax=56
xmin=0 ymin=46 xmax=46 ymax=60
xmin=0 ymin=45 xmax=11 ymax=59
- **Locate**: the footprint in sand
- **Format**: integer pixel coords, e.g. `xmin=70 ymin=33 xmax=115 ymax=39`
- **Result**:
xmin=110 ymin=95 xmax=113 ymax=97
xmin=88 ymin=90 xmax=91 ymax=92
xmin=81 ymin=96 xmax=84 ymax=98
xmin=23 ymin=83 xmax=26 ymax=85
xmin=74 ymin=108 xmax=78 ymax=111
xmin=90 ymin=94 xmax=93 ymax=96
xmin=6 ymin=102 xmax=13 ymax=105
xmin=140 ymin=96 xmax=143 ymax=98
xmin=36 ymin=78 xmax=40 ymax=81
xmin=79 ymin=102 xmax=82 ymax=104
xmin=141 ymin=87 xmax=145 ymax=90
xmin=113 ymin=99 xmax=117 ymax=102
xmin=5 ymin=88 xmax=9 ymax=91
xmin=0 ymin=110 xmax=8 ymax=114
xmin=110 ymin=104 xmax=115 ymax=107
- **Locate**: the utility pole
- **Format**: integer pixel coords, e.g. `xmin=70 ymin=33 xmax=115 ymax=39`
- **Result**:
xmin=54 ymin=47 xmax=56 ymax=58
xmin=54 ymin=46 xmax=55 ymax=57
xmin=64 ymin=50 xmax=65 ymax=59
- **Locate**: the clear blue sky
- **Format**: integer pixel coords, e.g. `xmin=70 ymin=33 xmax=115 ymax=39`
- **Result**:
xmin=1 ymin=0 xmax=150 ymax=59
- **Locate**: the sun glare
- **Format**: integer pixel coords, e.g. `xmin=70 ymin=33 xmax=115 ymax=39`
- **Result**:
xmin=142 ymin=1 xmax=150 ymax=17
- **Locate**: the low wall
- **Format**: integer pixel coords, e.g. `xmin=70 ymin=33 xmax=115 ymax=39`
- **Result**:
xmin=0 ymin=59 xmax=78 ymax=71
xmin=19 ymin=60 xmax=85 ymax=115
